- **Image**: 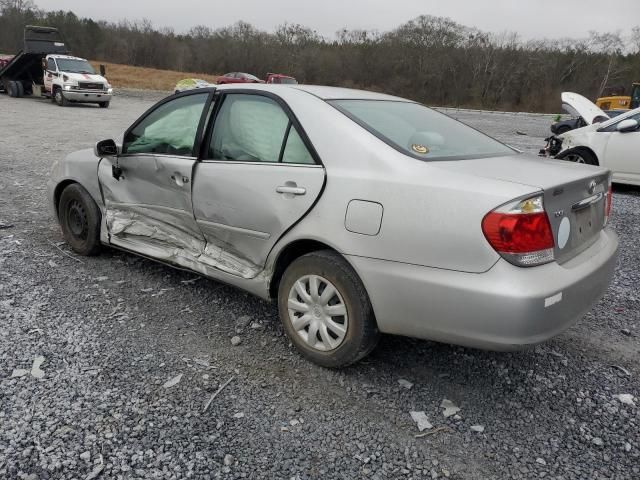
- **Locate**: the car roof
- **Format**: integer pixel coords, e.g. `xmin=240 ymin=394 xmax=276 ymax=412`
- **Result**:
xmin=214 ymin=83 xmax=410 ymax=102
xmin=50 ymin=54 xmax=87 ymax=61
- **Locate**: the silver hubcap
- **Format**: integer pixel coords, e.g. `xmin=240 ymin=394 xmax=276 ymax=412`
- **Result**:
xmin=287 ymin=275 xmax=348 ymax=352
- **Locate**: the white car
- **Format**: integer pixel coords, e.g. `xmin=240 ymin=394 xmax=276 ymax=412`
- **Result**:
xmin=550 ymin=92 xmax=640 ymax=186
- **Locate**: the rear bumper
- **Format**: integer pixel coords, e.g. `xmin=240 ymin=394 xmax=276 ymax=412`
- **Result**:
xmin=347 ymin=228 xmax=618 ymax=349
xmin=62 ymin=90 xmax=112 ymax=103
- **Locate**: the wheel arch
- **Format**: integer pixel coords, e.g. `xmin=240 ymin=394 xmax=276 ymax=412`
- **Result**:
xmin=53 ymin=179 xmax=79 ymax=216
xmin=558 ymin=146 xmax=600 ymax=165
xmin=269 ymin=239 xmax=344 ymax=299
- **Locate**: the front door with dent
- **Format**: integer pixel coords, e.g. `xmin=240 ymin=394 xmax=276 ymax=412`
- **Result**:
xmin=192 ymin=92 xmax=325 ymax=278
xmin=98 ymin=92 xmax=210 ymax=267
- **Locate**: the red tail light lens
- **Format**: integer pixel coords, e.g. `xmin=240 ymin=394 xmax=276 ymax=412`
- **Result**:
xmin=604 ymin=182 xmax=612 ymax=225
xmin=482 ymin=195 xmax=555 ymax=267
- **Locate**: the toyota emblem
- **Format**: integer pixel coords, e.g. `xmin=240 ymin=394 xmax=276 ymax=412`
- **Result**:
xmin=588 ymin=180 xmax=597 ymax=194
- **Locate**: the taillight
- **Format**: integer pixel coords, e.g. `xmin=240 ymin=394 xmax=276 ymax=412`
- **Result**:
xmin=604 ymin=178 xmax=612 ymax=225
xmin=482 ymin=195 xmax=555 ymax=267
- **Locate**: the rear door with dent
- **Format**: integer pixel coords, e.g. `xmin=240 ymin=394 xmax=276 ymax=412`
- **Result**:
xmin=191 ymin=91 xmax=325 ymax=278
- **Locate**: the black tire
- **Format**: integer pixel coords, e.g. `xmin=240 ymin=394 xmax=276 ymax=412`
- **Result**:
xmin=58 ymin=184 xmax=102 ymax=256
xmin=98 ymin=101 xmax=110 ymax=108
xmin=8 ymin=80 xmax=17 ymax=97
xmin=54 ymin=87 xmax=67 ymax=106
xmin=278 ymin=250 xmax=379 ymax=368
xmin=15 ymin=81 xmax=24 ymax=97
xmin=559 ymin=148 xmax=598 ymax=166
xmin=556 ymin=125 xmax=571 ymax=135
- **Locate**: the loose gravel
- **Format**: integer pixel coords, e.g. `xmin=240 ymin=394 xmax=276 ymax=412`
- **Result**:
xmin=0 ymin=91 xmax=638 ymax=480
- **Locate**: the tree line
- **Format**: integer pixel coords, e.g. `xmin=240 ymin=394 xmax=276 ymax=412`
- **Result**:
xmin=1 ymin=0 xmax=639 ymax=112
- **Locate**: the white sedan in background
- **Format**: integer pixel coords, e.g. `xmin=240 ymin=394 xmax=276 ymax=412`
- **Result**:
xmin=550 ymin=92 xmax=640 ymax=186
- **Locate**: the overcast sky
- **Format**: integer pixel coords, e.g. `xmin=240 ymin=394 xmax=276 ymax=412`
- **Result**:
xmin=39 ymin=0 xmax=638 ymax=40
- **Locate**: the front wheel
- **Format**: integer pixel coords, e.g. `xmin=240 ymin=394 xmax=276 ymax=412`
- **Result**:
xmin=278 ymin=250 xmax=379 ymax=368
xmin=98 ymin=101 xmax=110 ymax=108
xmin=58 ymin=184 xmax=102 ymax=256
xmin=559 ymin=149 xmax=598 ymax=165
xmin=54 ymin=88 xmax=67 ymax=106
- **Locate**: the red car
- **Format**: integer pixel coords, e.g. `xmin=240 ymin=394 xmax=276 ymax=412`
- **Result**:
xmin=265 ymin=73 xmax=298 ymax=84
xmin=216 ymin=72 xmax=264 ymax=85
xmin=0 ymin=55 xmax=14 ymax=70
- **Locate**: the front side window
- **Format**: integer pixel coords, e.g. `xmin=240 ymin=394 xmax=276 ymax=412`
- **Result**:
xmin=55 ymin=58 xmax=95 ymax=74
xmin=330 ymin=100 xmax=515 ymax=161
xmin=46 ymin=58 xmax=56 ymax=71
xmin=124 ymin=93 xmax=208 ymax=156
xmin=600 ymin=111 xmax=640 ymax=133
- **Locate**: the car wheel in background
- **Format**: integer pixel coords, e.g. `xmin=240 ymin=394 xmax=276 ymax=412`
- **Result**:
xmin=278 ymin=250 xmax=379 ymax=368
xmin=559 ymin=149 xmax=598 ymax=165
xmin=58 ymin=184 xmax=102 ymax=256
xmin=99 ymin=101 xmax=110 ymax=109
xmin=8 ymin=80 xmax=17 ymax=97
xmin=54 ymin=88 xmax=68 ymax=107
xmin=556 ymin=125 xmax=571 ymax=135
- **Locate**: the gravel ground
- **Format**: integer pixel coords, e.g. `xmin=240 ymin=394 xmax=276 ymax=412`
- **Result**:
xmin=0 ymin=90 xmax=638 ymax=480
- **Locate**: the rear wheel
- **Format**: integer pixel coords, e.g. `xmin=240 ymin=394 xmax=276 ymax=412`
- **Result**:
xmin=58 ymin=184 xmax=102 ymax=256
xmin=54 ymin=88 xmax=68 ymax=106
xmin=278 ymin=250 xmax=379 ymax=368
xmin=559 ymin=149 xmax=598 ymax=166
xmin=8 ymin=81 xmax=17 ymax=97
xmin=98 ymin=101 xmax=110 ymax=108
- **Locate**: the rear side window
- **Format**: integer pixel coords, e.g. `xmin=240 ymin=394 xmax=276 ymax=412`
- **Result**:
xmin=282 ymin=126 xmax=314 ymax=164
xmin=330 ymin=100 xmax=515 ymax=161
xmin=123 ymin=93 xmax=208 ymax=156
xmin=208 ymin=94 xmax=316 ymax=164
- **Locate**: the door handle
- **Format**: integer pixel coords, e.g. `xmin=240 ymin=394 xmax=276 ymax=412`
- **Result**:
xmin=276 ymin=185 xmax=306 ymax=195
xmin=170 ymin=174 xmax=190 ymax=186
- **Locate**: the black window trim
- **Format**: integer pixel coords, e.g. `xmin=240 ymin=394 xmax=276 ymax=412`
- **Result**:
xmin=120 ymin=89 xmax=215 ymax=158
xmin=199 ymin=89 xmax=323 ymax=166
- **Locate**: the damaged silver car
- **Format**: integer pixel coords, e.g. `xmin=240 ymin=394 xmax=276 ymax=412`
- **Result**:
xmin=48 ymin=85 xmax=618 ymax=367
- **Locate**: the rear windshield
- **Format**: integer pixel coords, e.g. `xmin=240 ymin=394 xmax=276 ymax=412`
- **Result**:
xmin=329 ymin=100 xmax=515 ymax=161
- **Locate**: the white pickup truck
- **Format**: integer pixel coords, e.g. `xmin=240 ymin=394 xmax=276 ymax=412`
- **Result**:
xmin=0 ymin=26 xmax=113 ymax=108
xmin=42 ymin=54 xmax=113 ymax=108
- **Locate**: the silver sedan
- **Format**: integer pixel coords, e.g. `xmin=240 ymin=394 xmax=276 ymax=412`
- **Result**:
xmin=48 ymin=85 xmax=619 ymax=367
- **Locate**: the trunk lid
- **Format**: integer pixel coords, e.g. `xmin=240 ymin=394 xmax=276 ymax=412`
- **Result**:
xmin=435 ymin=154 xmax=610 ymax=264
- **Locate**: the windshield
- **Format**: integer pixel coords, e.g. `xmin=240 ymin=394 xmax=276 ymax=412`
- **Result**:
xmin=330 ymin=100 xmax=515 ymax=161
xmin=55 ymin=58 xmax=95 ymax=74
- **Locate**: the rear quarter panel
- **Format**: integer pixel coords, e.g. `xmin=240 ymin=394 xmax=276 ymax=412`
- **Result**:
xmin=268 ymin=91 xmax=539 ymax=273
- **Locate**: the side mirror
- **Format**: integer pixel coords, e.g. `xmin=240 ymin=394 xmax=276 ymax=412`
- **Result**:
xmin=616 ymin=119 xmax=639 ymax=133
xmin=99 ymin=64 xmax=106 ymax=77
xmin=94 ymin=139 xmax=118 ymax=157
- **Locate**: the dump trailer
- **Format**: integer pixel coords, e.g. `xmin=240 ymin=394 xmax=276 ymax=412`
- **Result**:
xmin=0 ymin=26 xmax=68 ymax=96
xmin=0 ymin=25 xmax=112 ymax=107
